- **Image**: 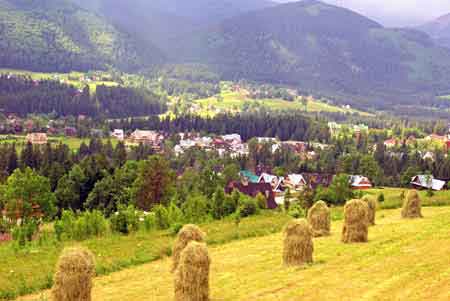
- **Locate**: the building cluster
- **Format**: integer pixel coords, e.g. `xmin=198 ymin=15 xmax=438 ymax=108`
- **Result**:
xmin=174 ymin=133 xmax=249 ymax=158
xmin=226 ymin=170 xmax=373 ymax=207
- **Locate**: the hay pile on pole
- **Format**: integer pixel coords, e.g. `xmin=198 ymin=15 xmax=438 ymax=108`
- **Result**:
xmin=361 ymin=195 xmax=377 ymax=226
xmin=307 ymin=200 xmax=331 ymax=237
xmin=172 ymin=224 xmax=206 ymax=272
xmin=283 ymin=219 xmax=314 ymax=266
xmin=174 ymin=241 xmax=210 ymax=301
xmin=401 ymin=190 xmax=423 ymax=218
xmin=52 ymin=247 xmax=95 ymax=301
xmin=342 ymin=199 xmax=369 ymax=243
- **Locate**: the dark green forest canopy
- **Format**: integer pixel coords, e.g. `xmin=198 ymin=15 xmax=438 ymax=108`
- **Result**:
xmin=0 ymin=0 xmax=164 ymax=72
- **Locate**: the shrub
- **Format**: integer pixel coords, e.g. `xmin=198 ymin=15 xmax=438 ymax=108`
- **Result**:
xmin=223 ymin=194 xmax=238 ymax=215
xmin=255 ymin=193 xmax=267 ymax=209
xmin=142 ymin=212 xmax=157 ymax=231
xmin=239 ymin=197 xmax=259 ymax=217
xmin=288 ymin=202 xmax=305 ymax=219
xmin=167 ymin=202 xmax=184 ymax=225
xmin=211 ymin=188 xmax=226 ymax=219
xmin=378 ymin=193 xmax=385 ymax=203
xmin=12 ymin=219 xmax=41 ymax=246
xmin=153 ymin=205 xmax=170 ymax=230
xmin=182 ymin=194 xmax=209 ymax=224
xmin=110 ymin=205 xmax=139 ymax=234
xmin=55 ymin=210 xmax=107 ymax=241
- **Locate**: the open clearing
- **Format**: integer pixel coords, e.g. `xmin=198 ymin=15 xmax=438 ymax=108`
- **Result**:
xmin=194 ymin=90 xmax=373 ymax=117
xmin=20 ymin=206 xmax=450 ymax=301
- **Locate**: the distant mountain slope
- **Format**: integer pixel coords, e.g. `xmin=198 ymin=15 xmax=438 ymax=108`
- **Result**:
xmin=178 ymin=0 xmax=450 ymax=105
xmin=417 ymin=13 xmax=450 ymax=48
xmin=71 ymin=0 xmax=276 ymax=57
xmin=0 ymin=0 xmax=164 ymax=72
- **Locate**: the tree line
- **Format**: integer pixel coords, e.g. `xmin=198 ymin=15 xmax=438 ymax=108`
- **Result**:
xmin=0 ymin=75 xmax=167 ymax=118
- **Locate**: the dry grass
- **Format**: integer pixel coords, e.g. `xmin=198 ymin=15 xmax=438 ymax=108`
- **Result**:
xmin=172 ymin=224 xmax=206 ymax=272
xmin=342 ymin=199 xmax=369 ymax=243
xmin=51 ymin=247 xmax=95 ymax=301
xmin=362 ymin=195 xmax=378 ymax=226
xmin=19 ymin=207 xmax=450 ymax=301
xmin=307 ymin=201 xmax=331 ymax=237
xmin=402 ymin=190 xmax=423 ymax=218
xmin=283 ymin=219 xmax=314 ymax=266
xmin=174 ymin=242 xmax=210 ymax=301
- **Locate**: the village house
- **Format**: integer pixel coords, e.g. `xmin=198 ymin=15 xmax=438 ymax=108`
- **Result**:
xmin=284 ymin=174 xmax=308 ymax=191
xmin=225 ymin=177 xmax=277 ymax=209
xmin=111 ymin=129 xmax=124 ymax=141
xmin=128 ymin=130 xmax=162 ymax=151
xmin=26 ymin=132 xmax=48 ymax=145
xmin=64 ymin=126 xmax=77 ymax=137
xmin=258 ymin=172 xmax=284 ymax=193
xmin=384 ymin=138 xmax=398 ymax=148
xmin=349 ymin=175 xmax=373 ymax=190
xmin=411 ymin=175 xmax=446 ymax=191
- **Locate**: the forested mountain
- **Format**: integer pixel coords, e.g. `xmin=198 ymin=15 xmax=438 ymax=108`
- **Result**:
xmin=184 ymin=0 xmax=450 ymax=103
xmin=0 ymin=0 xmax=164 ymax=72
xmin=418 ymin=13 xmax=450 ymax=48
xmin=71 ymin=0 xmax=275 ymax=57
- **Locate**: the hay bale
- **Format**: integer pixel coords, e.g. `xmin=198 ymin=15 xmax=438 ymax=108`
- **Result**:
xmin=307 ymin=200 xmax=331 ymax=237
xmin=283 ymin=219 xmax=314 ymax=266
xmin=402 ymin=190 xmax=423 ymax=218
xmin=174 ymin=241 xmax=210 ymax=301
xmin=52 ymin=247 xmax=95 ymax=301
xmin=342 ymin=199 xmax=369 ymax=243
xmin=172 ymin=224 xmax=206 ymax=272
xmin=361 ymin=195 xmax=377 ymax=226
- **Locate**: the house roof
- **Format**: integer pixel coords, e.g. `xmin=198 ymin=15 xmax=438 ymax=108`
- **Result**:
xmin=349 ymin=175 xmax=372 ymax=188
xmin=240 ymin=170 xmax=260 ymax=183
xmin=225 ymin=181 xmax=277 ymax=209
xmin=411 ymin=175 xmax=446 ymax=191
xmin=286 ymin=174 xmax=307 ymax=186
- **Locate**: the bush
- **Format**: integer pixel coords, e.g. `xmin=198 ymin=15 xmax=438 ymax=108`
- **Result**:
xmin=211 ymin=188 xmax=226 ymax=219
xmin=223 ymin=194 xmax=238 ymax=216
xmin=378 ymin=193 xmax=385 ymax=203
xmin=152 ymin=205 xmax=170 ymax=230
xmin=288 ymin=202 xmax=305 ymax=219
xmin=142 ymin=212 xmax=156 ymax=231
xmin=55 ymin=210 xmax=107 ymax=241
xmin=181 ymin=194 xmax=209 ymax=224
xmin=255 ymin=193 xmax=267 ymax=209
xmin=11 ymin=219 xmax=40 ymax=246
xmin=110 ymin=205 xmax=139 ymax=234
xmin=239 ymin=197 xmax=259 ymax=217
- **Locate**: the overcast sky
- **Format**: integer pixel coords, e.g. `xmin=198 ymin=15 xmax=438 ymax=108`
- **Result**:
xmin=276 ymin=0 xmax=450 ymax=27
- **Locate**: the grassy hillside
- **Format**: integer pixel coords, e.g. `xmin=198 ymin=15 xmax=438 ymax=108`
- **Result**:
xmin=193 ymin=90 xmax=372 ymax=117
xmin=20 ymin=206 xmax=450 ymax=300
xmin=182 ymin=0 xmax=450 ymax=110
xmin=0 ymin=0 xmax=163 ymax=73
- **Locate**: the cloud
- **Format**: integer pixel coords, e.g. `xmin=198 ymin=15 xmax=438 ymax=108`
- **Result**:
xmin=276 ymin=0 xmax=450 ymax=26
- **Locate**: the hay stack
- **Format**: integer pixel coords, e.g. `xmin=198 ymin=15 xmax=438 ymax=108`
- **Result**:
xmin=402 ymin=190 xmax=423 ymax=218
xmin=307 ymin=200 xmax=331 ymax=237
xmin=174 ymin=241 xmax=210 ymax=301
xmin=172 ymin=224 xmax=206 ymax=272
xmin=52 ymin=247 xmax=95 ymax=301
xmin=342 ymin=199 xmax=369 ymax=243
xmin=283 ymin=219 xmax=314 ymax=266
xmin=361 ymin=195 xmax=377 ymax=226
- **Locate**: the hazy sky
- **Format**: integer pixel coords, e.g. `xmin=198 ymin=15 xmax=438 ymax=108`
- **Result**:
xmin=276 ymin=0 xmax=450 ymax=27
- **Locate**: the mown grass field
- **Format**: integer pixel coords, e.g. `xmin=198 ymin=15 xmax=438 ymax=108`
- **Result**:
xmin=0 ymin=212 xmax=292 ymax=299
xmin=0 ymin=135 xmax=117 ymax=151
xmin=20 ymin=206 xmax=450 ymax=301
xmin=194 ymin=90 xmax=373 ymax=117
